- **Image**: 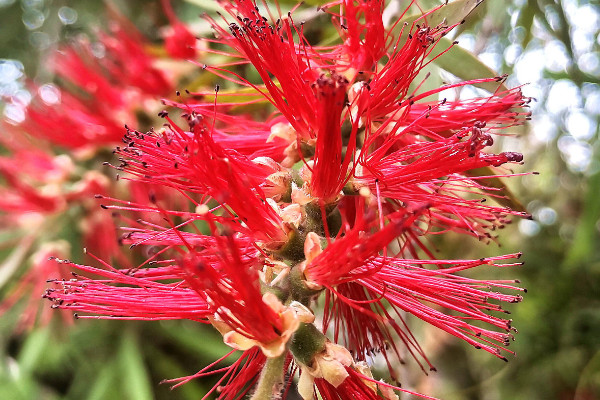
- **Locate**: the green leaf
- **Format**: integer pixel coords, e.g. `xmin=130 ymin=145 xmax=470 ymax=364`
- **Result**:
xmin=0 ymin=234 xmax=35 ymax=290
xmin=565 ymin=169 xmax=600 ymax=269
xmin=430 ymin=37 xmax=509 ymax=93
xmin=119 ymin=331 xmax=154 ymax=400
xmin=17 ymin=327 xmax=51 ymax=375
xmin=0 ymin=376 xmax=36 ymax=400
xmin=517 ymin=2 xmax=535 ymax=49
xmin=145 ymin=346 xmax=209 ymax=400
xmin=394 ymin=0 xmax=486 ymax=40
xmin=386 ymin=0 xmax=507 ymax=93
xmin=160 ymin=322 xmax=228 ymax=361
xmin=85 ymin=360 xmax=121 ymax=400
xmin=468 ymin=167 xmax=527 ymax=212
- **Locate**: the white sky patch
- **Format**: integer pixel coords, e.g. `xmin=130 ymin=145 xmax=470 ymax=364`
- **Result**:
xmin=546 ymin=80 xmax=581 ymax=114
xmin=566 ymin=110 xmax=596 ymax=141
xmin=531 ymin=114 xmax=558 ymax=144
xmin=557 ymin=135 xmax=593 ymax=172
xmin=519 ymin=219 xmax=541 ymax=236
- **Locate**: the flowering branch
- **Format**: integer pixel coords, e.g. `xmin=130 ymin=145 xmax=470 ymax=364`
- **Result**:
xmin=26 ymin=0 xmax=534 ymax=398
xmin=250 ymin=353 xmax=286 ymax=400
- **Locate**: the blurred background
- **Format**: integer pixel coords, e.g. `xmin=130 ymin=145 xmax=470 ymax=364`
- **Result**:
xmin=0 ymin=0 xmax=599 ymax=399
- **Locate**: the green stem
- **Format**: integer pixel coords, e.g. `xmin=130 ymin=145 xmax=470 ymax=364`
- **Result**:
xmin=250 ymin=353 xmax=286 ymax=400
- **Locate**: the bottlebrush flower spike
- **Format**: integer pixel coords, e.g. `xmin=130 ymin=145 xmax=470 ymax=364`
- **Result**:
xmin=44 ymin=256 xmax=212 ymax=321
xmin=98 ymin=17 xmax=172 ymax=97
xmin=114 ymin=112 xmax=287 ymax=243
xmin=18 ymin=87 xmax=126 ymax=149
xmin=401 ymin=88 xmax=531 ymax=137
xmin=161 ymin=0 xmax=198 ymax=59
xmin=11 ymin=13 xmax=174 ymax=151
xmin=309 ymin=74 xmax=351 ymax=204
xmin=325 ymin=0 xmax=387 ymax=79
xmin=161 ymin=99 xmax=291 ymax=161
xmin=1 ymin=242 xmax=74 ymax=331
xmin=207 ymin=1 xmax=321 ymax=138
xmin=43 ymin=0 xmax=534 ymax=399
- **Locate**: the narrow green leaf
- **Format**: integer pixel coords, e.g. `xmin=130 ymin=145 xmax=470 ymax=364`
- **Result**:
xmin=145 ymin=346 xmax=209 ymax=400
xmin=119 ymin=331 xmax=154 ymax=400
xmin=199 ymin=85 xmax=271 ymax=105
xmin=393 ymin=0 xmax=485 ymax=40
xmin=518 ymin=1 xmax=536 ymax=49
xmin=0 ymin=234 xmax=35 ymax=290
xmin=430 ymin=37 xmax=509 ymax=93
xmin=565 ymin=169 xmax=600 ymax=269
xmin=17 ymin=327 xmax=51 ymax=374
xmin=160 ymin=322 xmax=229 ymax=361
xmin=86 ymin=360 xmax=121 ymax=400
xmin=386 ymin=0 xmax=507 ymax=93
xmin=0 ymin=376 xmax=36 ymax=400
xmin=468 ymin=167 xmax=527 ymax=212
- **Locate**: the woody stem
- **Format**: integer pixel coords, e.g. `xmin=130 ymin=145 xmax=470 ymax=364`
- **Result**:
xmin=250 ymin=353 xmax=286 ymax=400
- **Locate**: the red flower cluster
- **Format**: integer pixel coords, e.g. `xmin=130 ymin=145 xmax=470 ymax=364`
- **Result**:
xmin=42 ymin=0 xmax=530 ymax=399
xmin=0 ymin=3 xmax=196 ymax=330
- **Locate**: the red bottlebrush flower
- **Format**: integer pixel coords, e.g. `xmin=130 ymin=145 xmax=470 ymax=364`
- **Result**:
xmin=97 ymin=19 xmax=172 ymax=97
xmin=43 ymin=0 xmax=534 ymax=399
xmin=324 ymin=0 xmax=387 ymax=78
xmin=0 ymin=243 xmax=74 ymax=332
xmin=51 ymin=45 xmax=127 ymax=109
xmin=19 ymin=88 xmax=126 ymax=149
xmin=207 ymin=1 xmax=321 ymax=138
xmin=303 ymin=207 xmax=416 ymax=286
xmin=12 ymin=15 xmax=173 ymax=150
xmin=0 ymin=124 xmax=70 ymax=214
xmin=44 ymin=258 xmax=212 ymax=321
xmin=164 ymin=348 xmax=267 ymax=399
xmin=352 ymin=123 xmax=528 ymax=238
xmin=401 ymin=88 xmax=531 ymax=137
xmin=309 ymin=74 xmax=351 ymax=203
xmin=354 ymin=254 xmax=523 ymax=362
xmin=161 ymin=0 xmax=197 ymax=59
xmin=161 ymin=99 xmax=290 ymax=162
xmin=114 ymin=113 xmax=287 ymax=243
xmin=179 ymin=233 xmax=300 ymax=357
